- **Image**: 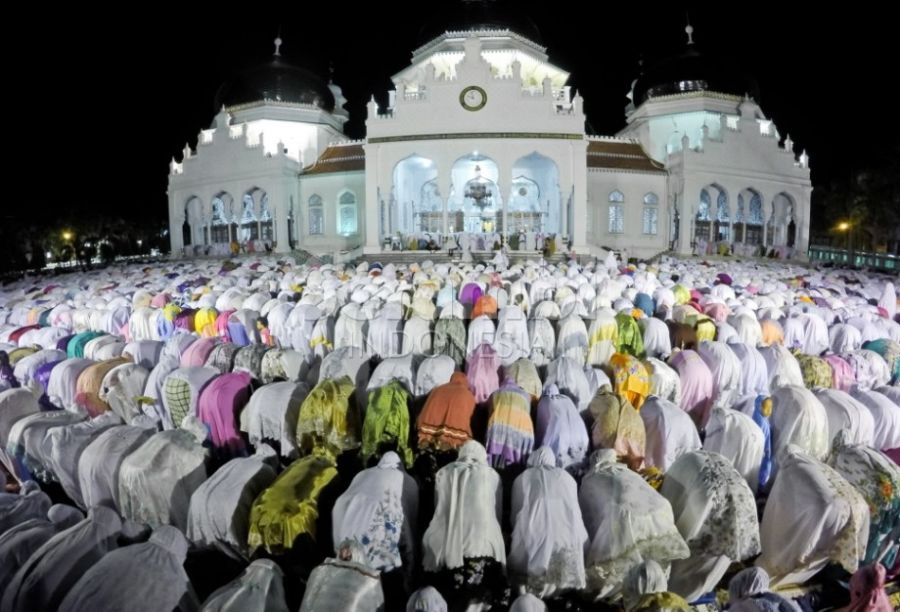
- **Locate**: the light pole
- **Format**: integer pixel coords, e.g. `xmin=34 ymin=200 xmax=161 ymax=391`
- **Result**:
xmin=837 ymin=221 xmax=851 ymax=266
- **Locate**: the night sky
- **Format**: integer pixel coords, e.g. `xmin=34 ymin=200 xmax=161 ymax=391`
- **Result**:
xmin=15 ymin=3 xmax=897 ymax=225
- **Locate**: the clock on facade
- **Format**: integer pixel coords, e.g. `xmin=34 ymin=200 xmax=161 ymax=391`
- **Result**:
xmin=459 ymin=85 xmax=487 ymax=111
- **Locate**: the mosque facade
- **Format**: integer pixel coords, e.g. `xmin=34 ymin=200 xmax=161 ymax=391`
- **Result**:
xmin=167 ymin=23 xmax=811 ymax=260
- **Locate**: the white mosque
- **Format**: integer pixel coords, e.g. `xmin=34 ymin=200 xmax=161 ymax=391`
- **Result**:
xmin=167 ymin=16 xmax=811 ymax=261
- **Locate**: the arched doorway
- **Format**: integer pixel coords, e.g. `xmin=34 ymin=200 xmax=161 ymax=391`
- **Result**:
xmin=736 ymin=188 xmax=764 ymax=246
xmin=508 ymin=152 xmax=560 ymax=235
xmin=447 ymin=153 xmax=502 ymax=236
xmin=391 ymin=154 xmax=438 ymax=236
xmin=210 ymin=192 xmax=234 ymax=244
xmin=771 ymin=192 xmax=795 ymax=248
xmin=694 ymin=184 xmax=727 ymax=253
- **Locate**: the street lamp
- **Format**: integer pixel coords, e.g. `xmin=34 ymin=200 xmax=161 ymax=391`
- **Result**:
xmin=836 ymin=221 xmax=852 ymax=266
xmin=62 ymin=230 xmax=72 ymax=241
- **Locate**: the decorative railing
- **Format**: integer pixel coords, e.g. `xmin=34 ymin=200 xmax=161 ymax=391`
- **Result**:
xmin=808 ymin=245 xmax=898 ymax=271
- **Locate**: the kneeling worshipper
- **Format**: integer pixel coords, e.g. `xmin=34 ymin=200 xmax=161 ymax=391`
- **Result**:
xmin=0 ymin=505 xmax=124 ymax=612
xmin=843 ymin=563 xmax=894 ymax=612
xmin=406 ymin=586 xmax=447 ymax=612
xmin=361 ymin=381 xmax=414 ymax=467
xmin=186 ymin=446 xmax=279 ymax=560
xmin=117 ymin=415 xmax=209 ymax=530
xmin=299 ymin=539 xmax=385 ymax=612
xmin=332 ymin=451 xmax=418 ymax=581
xmin=588 ymin=389 xmax=646 ymax=471
xmin=849 ymin=388 xmax=900 ymax=451
xmin=668 ymin=349 xmax=714 ymax=429
xmin=416 ymin=372 xmax=477 ymax=454
xmin=609 ymin=352 xmax=651 ymax=410
xmin=644 ymin=357 xmax=682 ymax=405
xmin=534 ymin=385 xmax=589 ymax=471
xmin=813 ymin=388 xmax=876 ymax=449
xmin=200 ymin=559 xmax=289 ymax=612
xmin=297 ymin=376 xmax=362 ymax=457
xmin=58 ymin=525 xmax=197 ymax=612
xmin=621 ymin=560 xmax=690 ymax=612
xmin=247 ymin=448 xmax=338 ymax=556
xmin=768 ymin=386 xmax=830 ymax=474
xmin=484 ymin=377 xmax=534 ymax=468
xmin=0 ymin=503 xmax=82 ymax=587
xmin=77 ymin=417 xmax=158 ymax=510
xmin=509 ymin=447 xmax=588 ymax=598
xmin=423 ymin=440 xmax=508 ymax=609
xmin=579 ymin=450 xmax=689 ymax=601
xmin=0 ymin=479 xmax=50 ymax=534
xmin=639 ymin=396 xmax=701 ymax=472
xmin=827 ymin=431 xmax=900 ymax=568
xmin=727 ymin=567 xmax=801 ymax=612
xmin=757 ymin=446 xmax=869 ymax=587
xmin=660 ymin=450 xmax=761 ymax=602
xmin=702 ymin=406 xmax=765 ymax=493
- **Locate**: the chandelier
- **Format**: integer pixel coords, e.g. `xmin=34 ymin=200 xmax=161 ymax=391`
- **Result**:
xmin=465 ymin=166 xmax=492 ymax=211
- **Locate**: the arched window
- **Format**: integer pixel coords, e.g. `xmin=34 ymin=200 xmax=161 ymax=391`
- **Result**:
xmin=211 ymin=196 xmax=230 ymax=243
xmin=240 ymin=194 xmax=259 ymax=241
xmin=697 ymin=189 xmax=711 ymax=221
xmin=608 ymin=190 xmax=624 ymax=234
xmin=259 ymin=194 xmax=273 ymax=242
xmin=308 ymin=195 xmax=324 ymax=235
xmin=749 ymin=193 xmax=764 ymax=224
xmin=338 ymin=190 xmax=358 ymax=236
xmin=642 ymin=192 xmax=658 ymax=235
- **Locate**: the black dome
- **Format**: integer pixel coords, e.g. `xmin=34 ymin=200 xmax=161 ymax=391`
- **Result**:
xmin=632 ymin=45 xmax=759 ymax=107
xmin=416 ymin=0 xmax=543 ymax=46
xmin=215 ymin=55 xmax=335 ymax=112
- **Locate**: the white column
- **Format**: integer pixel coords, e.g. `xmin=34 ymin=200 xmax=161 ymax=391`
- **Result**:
xmin=570 ymin=139 xmax=589 ymax=251
xmin=168 ymin=193 xmax=183 ymax=255
xmin=269 ymin=184 xmax=290 ymax=253
xmin=678 ymin=180 xmax=696 ymax=256
xmin=363 ymin=143 xmax=382 ymax=253
xmin=795 ymin=187 xmax=812 ymax=257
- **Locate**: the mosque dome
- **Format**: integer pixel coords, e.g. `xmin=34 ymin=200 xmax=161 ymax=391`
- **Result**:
xmin=214 ymin=38 xmax=335 ymax=112
xmin=631 ymin=26 xmax=759 ymax=107
xmin=416 ymin=0 xmax=543 ymax=46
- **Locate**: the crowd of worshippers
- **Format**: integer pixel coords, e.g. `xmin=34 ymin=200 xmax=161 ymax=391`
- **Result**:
xmin=0 ymin=252 xmax=898 ymax=611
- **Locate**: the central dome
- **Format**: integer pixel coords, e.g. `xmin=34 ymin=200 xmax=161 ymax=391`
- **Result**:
xmin=214 ymin=47 xmax=335 ymax=112
xmin=632 ymin=39 xmax=759 ymax=107
xmin=416 ymin=0 xmax=543 ymax=46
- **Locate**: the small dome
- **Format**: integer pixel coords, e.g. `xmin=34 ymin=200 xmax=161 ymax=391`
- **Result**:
xmin=632 ymin=45 xmax=759 ymax=107
xmin=214 ymin=49 xmax=335 ymax=112
xmin=417 ymin=0 xmax=543 ymax=46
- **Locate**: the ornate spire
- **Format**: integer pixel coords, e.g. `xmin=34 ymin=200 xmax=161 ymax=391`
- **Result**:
xmin=274 ymin=36 xmax=283 ymax=57
xmin=685 ymin=23 xmax=695 ymax=45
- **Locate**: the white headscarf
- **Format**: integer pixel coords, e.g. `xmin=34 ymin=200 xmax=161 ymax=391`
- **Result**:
xmin=423 ymin=441 xmax=505 ymax=570
xmin=332 ymin=451 xmax=416 ymax=572
xmin=509 ymin=447 xmax=587 ymax=596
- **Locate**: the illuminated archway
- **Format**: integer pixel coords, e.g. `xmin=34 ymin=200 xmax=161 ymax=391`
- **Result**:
xmin=447 ymin=153 xmax=502 ymax=234
xmin=508 ymin=152 xmax=560 ymax=234
xmin=391 ymin=154 xmax=439 ymax=235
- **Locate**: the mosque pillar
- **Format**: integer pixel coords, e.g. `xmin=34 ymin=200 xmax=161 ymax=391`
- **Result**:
xmin=168 ymin=193 xmax=183 ymax=256
xmin=269 ymin=185 xmax=290 ymax=253
xmin=795 ymin=187 xmax=812 ymax=257
xmin=678 ymin=178 xmax=695 ymax=256
xmin=569 ymin=139 xmax=589 ymax=252
xmin=363 ymin=143 xmax=381 ymax=253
